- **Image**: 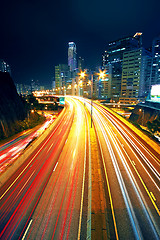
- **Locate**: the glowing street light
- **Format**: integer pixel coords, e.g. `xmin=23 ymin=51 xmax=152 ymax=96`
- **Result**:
xmin=79 ymin=70 xmax=86 ymax=79
xmin=97 ymin=69 xmax=107 ymax=99
xmin=78 ymin=70 xmax=87 ymax=99
xmin=98 ymin=69 xmax=106 ymax=80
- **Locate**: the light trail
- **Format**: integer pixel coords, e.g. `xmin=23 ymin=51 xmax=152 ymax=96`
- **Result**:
xmin=24 ymin=98 xmax=87 ymax=239
xmin=94 ymin=104 xmax=160 ymax=201
xmin=106 ymin=123 xmax=160 ymax=234
xmin=94 ymin=117 xmax=119 ymax=240
xmin=94 ymin=110 xmax=143 ymax=240
xmin=0 ymin=97 xmax=159 ymax=239
xmin=85 ymin=99 xmax=160 ymax=239
xmin=77 ymin=102 xmax=88 ymax=240
xmin=0 ymin=102 xmax=76 ymax=239
xmin=96 ymin=103 xmax=160 ymax=165
xmin=93 ymin=104 xmax=160 ymax=190
xmin=0 ymin=106 xmax=70 ymax=200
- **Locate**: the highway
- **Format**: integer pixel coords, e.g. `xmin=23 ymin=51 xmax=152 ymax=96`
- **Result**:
xmin=0 ymin=96 xmax=160 ymax=239
xmin=85 ymin=99 xmax=160 ymax=239
xmin=0 ymin=113 xmax=55 ymax=174
xmin=0 ymin=99 xmax=89 ymax=239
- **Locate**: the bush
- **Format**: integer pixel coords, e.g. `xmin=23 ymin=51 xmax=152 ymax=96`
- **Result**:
xmin=147 ymin=118 xmax=160 ymax=133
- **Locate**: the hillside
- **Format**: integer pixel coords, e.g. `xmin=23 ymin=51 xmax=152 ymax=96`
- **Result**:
xmin=0 ymin=72 xmax=27 ymax=138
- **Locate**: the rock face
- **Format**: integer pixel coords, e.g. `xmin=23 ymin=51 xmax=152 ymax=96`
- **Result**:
xmin=0 ymin=72 xmax=26 ymax=138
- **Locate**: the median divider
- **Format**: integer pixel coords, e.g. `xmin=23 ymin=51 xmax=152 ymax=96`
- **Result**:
xmin=85 ymin=105 xmax=109 ymax=240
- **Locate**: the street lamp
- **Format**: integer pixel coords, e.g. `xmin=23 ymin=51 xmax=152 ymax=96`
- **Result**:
xmin=78 ymin=70 xmax=86 ymax=104
xmin=97 ymin=69 xmax=107 ymax=99
xmin=90 ymin=74 xmax=93 ymax=128
xmin=78 ymin=69 xmax=107 ymax=128
xmin=79 ymin=71 xmax=86 ymax=79
xmin=139 ymin=108 xmax=144 ymax=126
xmin=90 ymin=69 xmax=107 ymax=127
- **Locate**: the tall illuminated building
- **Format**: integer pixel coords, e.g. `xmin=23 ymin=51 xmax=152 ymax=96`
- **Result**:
xmin=151 ymin=36 xmax=160 ymax=86
xmin=68 ymin=42 xmax=77 ymax=72
xmin=103 ymin=33 xmax=142 ymax=102
xmin=120 ymin=48 xmax=150 ymax=104
xmin=78 ymin=56 xmax=84 ymax=71
xmin=143 ymin=36 xmax=160 ymax=98
xmin=55 ymin=64 xmax=71 ymax=95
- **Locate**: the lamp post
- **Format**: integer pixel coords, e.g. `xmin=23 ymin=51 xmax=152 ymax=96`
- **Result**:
xmin=78 ymin=69 xmax=106 ymax=127
xmin=139 ymin=108 xmax=144 ymax=126
xmin=98 ymin=69 xmax=107 ymax=99
xmin=90 ymin=74 xmax=93 ymax=128
xmin=78 ymin=70 xmax=86 ymax=105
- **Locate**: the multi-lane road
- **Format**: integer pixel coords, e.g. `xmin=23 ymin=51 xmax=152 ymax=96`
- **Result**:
xmin=85 ymin=99 xmax=160 ymax=239
xmin=0 ymin=97 xmax=160 ymax=239
xmin=0 ymin=113 xmax=55 ymax=174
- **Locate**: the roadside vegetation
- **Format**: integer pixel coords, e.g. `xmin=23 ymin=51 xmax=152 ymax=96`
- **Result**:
xmin=12 ymin=111 xmax=46 ymax=134
xmin=127 ymin=116 xmax=160 ymax=143
xmin=146 ymin=118 xmax=160 ymax=134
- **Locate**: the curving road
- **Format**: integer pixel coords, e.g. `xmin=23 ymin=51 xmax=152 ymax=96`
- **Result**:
xmin=85 ymin=99 xmax=160 ymax=240
xmin=0 ymin=113 xmax=55 ymax=174
xmin=0 ymin=99 xmax=90 ymax=239
xmin=0 ymin=96 xmax=160 ymax=239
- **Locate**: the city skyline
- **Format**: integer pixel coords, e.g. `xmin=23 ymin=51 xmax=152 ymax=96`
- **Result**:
xmin=1 ymin=0 xmax=160 ymax=86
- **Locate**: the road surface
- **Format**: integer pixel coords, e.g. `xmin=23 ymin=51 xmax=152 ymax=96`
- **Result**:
xmin=0 ymin=96 xmax=160 ymax=239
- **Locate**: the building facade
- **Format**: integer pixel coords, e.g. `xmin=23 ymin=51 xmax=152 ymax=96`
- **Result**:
xmin=142 ymin=36 xmax=160 ymax=99
xmin=120 ymin=48 xmax=150 ymax=103
xmin=68 ymin=42 xmax=77 ymax=72
xmin=55 ymin=64 xmax=71 ymax=95
xmin=150 ymin=36 xmax=160 ymax=86
xmin=103 ymin=33 xmax=142 ymax=102
xmin=78 ymin=57 xmax=85 ymax=71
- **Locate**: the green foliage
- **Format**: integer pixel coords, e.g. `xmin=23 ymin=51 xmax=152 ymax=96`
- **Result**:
xmin=28 ymin=112 xmax=46 ymax=128
xmin=147 ymin=118 xmax=160 ymax=133
xmin=0 ymin=112 xmax=46 ymax=140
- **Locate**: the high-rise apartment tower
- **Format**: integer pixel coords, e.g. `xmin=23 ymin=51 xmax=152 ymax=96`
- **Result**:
xmin=68 ymin=42 xmax=77 ymax=72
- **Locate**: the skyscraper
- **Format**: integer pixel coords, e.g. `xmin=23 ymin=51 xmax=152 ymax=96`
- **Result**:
xmin=68 ymin=42 xmax=77 ymax=72
xmin=152 ymin=36 xmax=160 ymax=57
xmin=120 ymin=48 xmax=149 ymax=103
xmin=150 ymin=36 xmax=160 ymax=86
xmin=55 ymin=64 xmax=71 ymax=95
xmin=78 ymin=57 xmax=84 ymax=71
xmin=143 ymin=36 xmax=160 ymax=98
xmin=103 ymin=33 xmax=141 ymax=101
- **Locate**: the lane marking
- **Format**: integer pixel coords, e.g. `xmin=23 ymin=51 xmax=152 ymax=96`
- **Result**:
xmin=94 ymin=108 xmax=145 ymax=239
xmin=110 ymin=126 xmax=160 ymax=216
xmin=0 ymin=111 xmax=69 ymax=200
xmin=94 ymin=121 xmax=119 ymax=240
xmin=122 ymin=144 xmax=160 ymax=216
xmin=77 ymin=102 xmax=87 ymax=240
xmin=53 ymin=162 xmax=58 ymax=172
xmin=99 ymin=103 xmax=160 ymax=163
xmin=22 ymin=219 xmax=33 ymax=240
xmin=132 ymin=161 xmax=136 ymax=166
xmin=150 ymin=192 xmax=156 ymax=201
xmin=86 ymin=108 xmax=92 ymax=240
xmin=47 ymin=143 xmax=54 ymax=153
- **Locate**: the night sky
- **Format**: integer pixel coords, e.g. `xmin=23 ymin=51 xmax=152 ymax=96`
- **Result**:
xmin=1 ymin=0 xmax=160 ymax=87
